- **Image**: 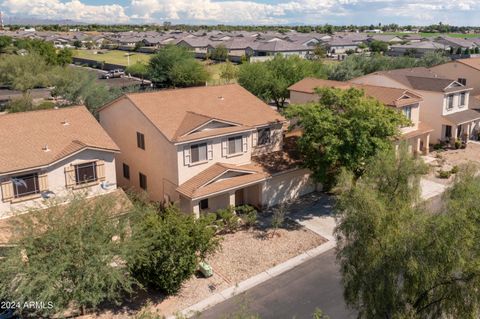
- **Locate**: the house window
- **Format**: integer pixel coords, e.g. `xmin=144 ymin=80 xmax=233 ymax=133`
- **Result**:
xmin=447 ymin=95 xmax=454 ymax=110
xmin=12 ymin=173 xmax=39 ymax=198
xmin=137 ymin=132 xmax=145 ymax=150
xmin=257 ymin=128 xmax=271 ymax=146
xmin=200 ymin=198 xmax=209 ymax=210
xmin=403 ymin=106 xmax=412 ymax=121
xmin=445 ymin=125 xmax=452 ymax=138
xmin=123 ymin=163 xmax=130 ymax=180
xmin=228 ymin=136 xmax=243 ymax=154
xmin=191 ymin=143 xmax=207 ymax=163
xmin=460 ymin=92 xmax=466 ymax=107
xmin=75 ymin=162 xmax=97 ymax=185
xmin=139 ymin=172 xmax=147 ymax=190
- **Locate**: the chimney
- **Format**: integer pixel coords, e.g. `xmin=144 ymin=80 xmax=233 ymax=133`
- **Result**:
xmin=42 ymin=144 xmax=50 ymax=152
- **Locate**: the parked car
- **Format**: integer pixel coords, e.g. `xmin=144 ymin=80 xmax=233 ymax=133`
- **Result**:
xmin=102 ymin=69 xmax=125 ymax=79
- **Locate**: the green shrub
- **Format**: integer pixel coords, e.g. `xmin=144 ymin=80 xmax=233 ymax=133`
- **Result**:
xmin=215 ymin=206 xmax=240 ymax=233
xmin=236 ymin=205 xmax=258 ymax=228
xmin=450 ymin=166 xmax=459 ymax=174
xmin=454 ymin=139 xmax=461 ymax=149
xmin=438 ymin=170 xmax=452 ymax=179
xmin=128 ymin=204 xmax=219 ymax=294
xmin=433 ymin=143 xmax=443 ymax=150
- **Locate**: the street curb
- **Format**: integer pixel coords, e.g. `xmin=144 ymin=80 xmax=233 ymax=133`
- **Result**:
xmin=168 ymin=240 xmax=335 ymax=319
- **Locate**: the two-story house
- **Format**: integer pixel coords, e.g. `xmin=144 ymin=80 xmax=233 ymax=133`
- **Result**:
xmin=350 ymin=67 xmax=480 ymax=144
xmin=98 ymin=84 xmax=317 ymax=216
xmin=430 ymin=58 xmax=480 ymax=101
xmin=288 ymin=78 xmax=433 ymax=154
xmin=0 ymin=106 xmax=120 ymax=218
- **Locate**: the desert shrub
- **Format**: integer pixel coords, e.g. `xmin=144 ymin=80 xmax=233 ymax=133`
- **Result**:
xmin=128 ymin=204 xmax=219 ymax=294
xmin=438 ymin=170 xmax=452 ymax=179
xmin=215 ymin=206 xmax=240 ymax=233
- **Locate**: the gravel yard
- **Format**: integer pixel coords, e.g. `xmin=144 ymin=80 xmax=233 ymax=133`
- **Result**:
xmin=84 ymin=220 xmax=326 ymax=318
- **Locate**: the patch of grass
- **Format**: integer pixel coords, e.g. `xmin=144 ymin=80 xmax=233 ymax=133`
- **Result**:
xmin=73 ymin=49 xmax=151 ymax=66
xmin=204 ymin=61 xmax=238 ymax=85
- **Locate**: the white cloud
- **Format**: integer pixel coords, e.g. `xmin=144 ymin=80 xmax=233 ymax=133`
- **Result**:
xmin=2 ymin=0 xmax=480 ymax=25
xmin=1 ymin=0 xmax=129 ymax=23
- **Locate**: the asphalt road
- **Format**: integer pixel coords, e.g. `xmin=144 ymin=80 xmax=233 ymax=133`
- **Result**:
xmin=198 ymin=249 xmax=357 ymax=319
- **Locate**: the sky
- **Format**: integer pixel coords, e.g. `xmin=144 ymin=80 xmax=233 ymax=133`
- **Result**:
xmin=1 ymin=0 xmax=480 ymax=26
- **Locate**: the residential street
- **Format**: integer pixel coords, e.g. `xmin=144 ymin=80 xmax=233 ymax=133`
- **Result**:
xmin=198 ymin=248 xmax=357 ymax=319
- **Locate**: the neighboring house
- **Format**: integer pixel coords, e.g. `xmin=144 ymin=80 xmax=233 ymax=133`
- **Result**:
xmin=98 ymin=84 xmax=317 ymax=216
xmin=253 ymin=40 xmax=312 ymax=58
xmin=387 ymin=41 xmax=450 ymax=57
xmin=434 ymin=36 xmax=477 ymax=50
xmin=350 ymin=67 xmax=480 ymax=144
xmin=288 ymin=78 xmax=433 ymax=154
xmin=430 ymin=58 xmax=480 ymax=96
xmin=0 ymin=106 xmax=120 ymax=218
xmin=325 ymin=38 xmax=359 ymax=54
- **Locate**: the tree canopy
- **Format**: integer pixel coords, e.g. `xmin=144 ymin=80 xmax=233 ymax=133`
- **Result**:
xmin=335 ymin=147 xmax=480 ymax=318
xmin=329 ymin=52 xmax=450 ymax=81
xmin=148 ymin=45 xmax=209 ymax=88
xmin=285 ymin=87 xmax=408 ymax=186
xmin=0 ymin=195 xmax=137 ymax=317
xmin=238 ymin=55 xmax=330 ymax=108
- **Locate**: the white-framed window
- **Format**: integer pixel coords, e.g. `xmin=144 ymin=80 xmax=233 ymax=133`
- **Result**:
xmin=403 ymin=106 xmax=412 ymax=121
xmin=191 ymin=142 xmax=207 ymax=163
xmin=447 ymin=94 xmax=454 ymax=110
xmin=460 ymin=92 xmax=466 ymax=107
xmin=228 ymin=136 xmax=243 ymax=154
xmin=257 ymin=128 xmax=271 ymax=146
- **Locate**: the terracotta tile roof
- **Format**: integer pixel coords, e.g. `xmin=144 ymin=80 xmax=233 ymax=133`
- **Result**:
xmin=0 ymin=106 xmax=119 ymax=174
xmin=112 ymin=84 xmax=285 ymax=143
xmin=177 ymin=163 xmax=268 ymax=199
xmin=457 ymin=57 xmax=480 ymax=71
xmin=373 ymin=68 xmax=474 ymax=93
xmin=288 ymin=77 xmax=423 ymax=107
xmin=443 ymin=109 xmax=480 ymax=125
xmin=400 ymin=122 xmax=434 ymax=140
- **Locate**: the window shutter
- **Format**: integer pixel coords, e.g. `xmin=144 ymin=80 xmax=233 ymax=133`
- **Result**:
xmin=207 ymin=142 xmax=213 ymax=160
xmin=221 ymin=138 xmax=228 ymax=156
xmin=65 ymin=166 xmax=76 ymax=188
xmin=1 ymin=180 xmax=14 ymax=202
xmin=96 ymin=160 xmax=106 ymax=181
xmin=184 ymin=146 xmax=191 ymax=165
xmin=38 ymin=172 xmax=48 ymax=192
xmin=252 ymin=131 xmax=258 ymax=147
xmin=242 ymin=136 xmax=248 ymax=152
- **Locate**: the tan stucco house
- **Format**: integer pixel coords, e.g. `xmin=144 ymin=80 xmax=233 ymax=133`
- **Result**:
xmin=0 ymin=106 xmax=120 ymax=218
xmin=98 ymin=84 xmax=317 ymax=216
xmin=350 ymin=67 xmax=480 ymax=145
xmin=430 ymin=58 xmax=480 ymax=99
xmin=288 ymin=78 xmax=433 ymax=154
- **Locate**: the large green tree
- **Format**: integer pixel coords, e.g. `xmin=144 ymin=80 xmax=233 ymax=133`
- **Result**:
xmin=128 ymin=203 xmax=219 ymax=294
xmin=238 ymin=55 xmax=330 ymax=108
xmin=285 ymin=87 xmax=408 ymax=186
xmin=335 ymin=148 xmax=480 ymax=318
xmin=148 ymin=45 xmax=209 ymax=88
xmin=0 ymin=195 xmax=137 ymax=317
xmin=0 ymin=54 xmax=57 ymax=92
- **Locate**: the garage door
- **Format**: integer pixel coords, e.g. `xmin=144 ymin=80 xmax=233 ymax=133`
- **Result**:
xmin=262 ymin=169 xmax=316 ymax=208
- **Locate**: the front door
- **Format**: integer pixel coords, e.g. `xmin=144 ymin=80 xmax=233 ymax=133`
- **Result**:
xmin=235 ymin=189 xmax=244 ymax=206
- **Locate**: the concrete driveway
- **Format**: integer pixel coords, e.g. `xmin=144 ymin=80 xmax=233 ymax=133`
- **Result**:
xmin=285 ymin=193 xmax=337 ymax=241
